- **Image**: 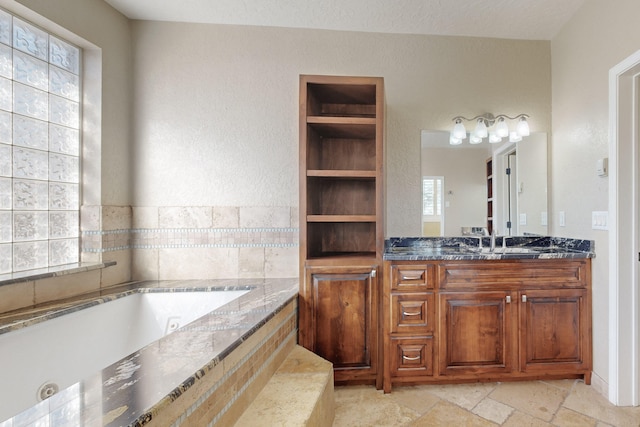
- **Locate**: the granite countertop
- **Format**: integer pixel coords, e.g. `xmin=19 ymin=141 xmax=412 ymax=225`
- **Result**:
xmin=0 ymin=278 xmax=299 ymax=426
xmin=384 ymin=236 xmax=595 ymax=261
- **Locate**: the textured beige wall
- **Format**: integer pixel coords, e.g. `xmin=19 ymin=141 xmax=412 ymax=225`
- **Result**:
xmin=551 ymin=0 xmax=640 ymax=390
xmin=130 ymin=21 xmax=551 ymax=236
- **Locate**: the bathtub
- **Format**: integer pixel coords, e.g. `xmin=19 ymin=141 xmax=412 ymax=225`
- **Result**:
xmin=0 ymin=288 xmax=249 ymax=422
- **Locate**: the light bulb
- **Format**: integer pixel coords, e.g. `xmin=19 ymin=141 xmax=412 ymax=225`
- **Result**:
xmin=449 ymin=134 xmax=462 ymax=145
xmin=474 ymin=118 xmax=488 ymax=138
xmin=489 ymin=132 xmax=502 ymax=144
xmin=516 ymin=116 xmax=530 ymax=136
xmin=495 ymin=117 xmax=509 ymax=137
xmin=469 ymin=135 xmax=482 ymax=144
xmin=509 ymin=131 xmax=522 ymax=142
xmin=452 ymin=119 xmax=466 ymax=139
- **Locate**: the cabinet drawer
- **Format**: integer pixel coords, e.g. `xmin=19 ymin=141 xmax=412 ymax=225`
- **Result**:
xmin=439 ymin=259 xmax=589 ymax=290
xmin=391 ymin=293 xmax=434 ymax=333
xmin=391 ymin=264 xmax=436 ymax=290
xmin=390 ymin=337 xmax=433 ymax=377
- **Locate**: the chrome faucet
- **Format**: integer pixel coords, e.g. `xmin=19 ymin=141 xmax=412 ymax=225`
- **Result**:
xmin=502 ymin=235 xmax=510 ymax=249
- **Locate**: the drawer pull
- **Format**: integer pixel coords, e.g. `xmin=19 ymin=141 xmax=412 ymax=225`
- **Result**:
xmin=402 ymin=311 xmax=422 ymax=316
xmin=401 ymin=272 xmax=424 ymax=281
xmin=402 ymin=354 xmax=421 ymax=361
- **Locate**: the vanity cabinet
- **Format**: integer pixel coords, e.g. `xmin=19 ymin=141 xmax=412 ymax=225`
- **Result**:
xmin=298 ymin=75 xmax=384 ymax=386
xmin=300 ymin=265 xmax=379 ymax=383
xmin=383 ymin=262 xmax=437 ymax=391
xmin=439 ymin=290 xmax=516 ymax=376
xmin=383 ymin=258 xmax=592 ymax=392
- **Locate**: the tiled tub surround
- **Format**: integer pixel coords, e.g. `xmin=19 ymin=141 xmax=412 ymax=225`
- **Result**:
xmin=384 ymin=236 xmax=595 ymax=260
xmin=83 ymin=205 xmax=299 ymax=280
xmin=0 ymin=278 xmax=298 ymax=426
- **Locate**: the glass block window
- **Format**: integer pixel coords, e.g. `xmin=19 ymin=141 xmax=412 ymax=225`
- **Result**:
xmin=0 ymin=9 xmax=81 ymax=274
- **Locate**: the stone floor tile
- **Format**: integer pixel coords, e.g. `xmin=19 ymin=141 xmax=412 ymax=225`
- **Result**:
xmin=562 ymin=382 xmax=640 ymax=426
xmin=502 ymin=410 xmax=554 ymax=427
xmin=472 ymin=397 xmax=514 ymax=424
xmin=333 ymin=386 xmax=419 ymax=426
xmin=419 ymin=382 xmax=497 ymax=410
xmin=411 ymin=400 xmax=497 ymax=427
xmin=386 ymin=385 xmax=441 ymax=416
xmin=552 ymin=407 xmax=598 ymax=427
xmin=490 ymin=380 xmax=568 ymax=421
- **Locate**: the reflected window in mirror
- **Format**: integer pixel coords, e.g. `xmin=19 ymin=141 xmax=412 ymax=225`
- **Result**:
xmin=422 ymin=176 xmax=444 ymax=236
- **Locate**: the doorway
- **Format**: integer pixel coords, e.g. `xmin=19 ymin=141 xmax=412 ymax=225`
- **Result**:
xmin=609 ymin=49 xmax=640 ymax=406
xmin=506 ymin=151 xmax=518 ymax=236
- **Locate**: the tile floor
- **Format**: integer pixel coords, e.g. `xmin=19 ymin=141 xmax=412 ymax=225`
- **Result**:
xmin=334 ymin=380 xmax=640 ymax=426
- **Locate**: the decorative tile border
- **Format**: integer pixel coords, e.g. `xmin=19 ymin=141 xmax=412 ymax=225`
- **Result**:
xmin=81 ymin=228 xmax=299 ymax=253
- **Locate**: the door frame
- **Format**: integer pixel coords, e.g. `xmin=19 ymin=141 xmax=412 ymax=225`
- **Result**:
xmin=608 ymin=49 xmax=640 ymax=406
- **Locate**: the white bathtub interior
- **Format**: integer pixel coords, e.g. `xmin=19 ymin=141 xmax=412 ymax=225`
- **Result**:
xmin=0 ymin=289 xmax=249 ymax=422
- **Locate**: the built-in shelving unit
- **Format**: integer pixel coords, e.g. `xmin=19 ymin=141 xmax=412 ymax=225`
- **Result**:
xmin=300 ymin=76 xmax=384 ymax=262
xmin=299 ymin=75 xmax=384 ymax=386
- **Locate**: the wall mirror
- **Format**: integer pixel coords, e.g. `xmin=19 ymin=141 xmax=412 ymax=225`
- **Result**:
xmin=421 ymin=130 xmax=548 ymax=237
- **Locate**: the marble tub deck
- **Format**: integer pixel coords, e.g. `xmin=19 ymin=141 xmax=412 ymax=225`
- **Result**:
xmin=0 ymin=278 xmax=298 ymax=426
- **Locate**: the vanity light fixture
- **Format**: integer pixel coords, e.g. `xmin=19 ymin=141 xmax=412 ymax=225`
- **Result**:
xmin=450 ymin=113 xmax=530 ymax=145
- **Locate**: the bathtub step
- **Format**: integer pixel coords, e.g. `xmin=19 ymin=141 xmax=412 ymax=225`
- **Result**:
xmin=234 ymin=345 xmax=334 ymax=427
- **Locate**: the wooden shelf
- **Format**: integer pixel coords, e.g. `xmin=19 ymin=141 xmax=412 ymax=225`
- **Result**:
xmin=307 ymin=170 xmax=376 ymax=178
xmin=307 ymin=215 xmax=377 ymax=222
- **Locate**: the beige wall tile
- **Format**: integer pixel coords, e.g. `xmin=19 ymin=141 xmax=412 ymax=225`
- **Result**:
xmin=158 ymin=247 xmax=238 ymax=279
xmin=101 ymin=250 xmax=132 ymax=286
xmin=264 ymin=246 xmax=297 ymax=278
xmin=212 ymin=206 xmax=239 ymax=228
xmin=132 ymin=248 xmax=158 ymax=281
xmin=159 ymin=207 xmax=213 ymax=228
xmin=238 ymin=247 xmax=264 ymax=278
xmin=102 ymin=206 xmax=132 ymax=230
xmin=0 ymin=281 xmax=34 ymax=314
xmin=80 ymin=205 xmax=101 ymax=230
xmin=239 ymin=206 xmax=291 ymax=228
xmin=34 ymin=270 xmax=101 ymax=304
xmin=132 ymin=206 xmax=159 ymax=228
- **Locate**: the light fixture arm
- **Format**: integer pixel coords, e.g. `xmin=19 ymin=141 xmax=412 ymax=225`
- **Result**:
xmin=452 ymin=113 xmax=529 ymax=125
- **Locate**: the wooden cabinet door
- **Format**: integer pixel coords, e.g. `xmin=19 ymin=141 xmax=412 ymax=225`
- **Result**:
xmin=519 ymin=288 xmax=591 ymax=374
xmin=439 ymin=291 xmax=516 ymax=376
xmin=303 ymin=266 xmax=377 ymax=382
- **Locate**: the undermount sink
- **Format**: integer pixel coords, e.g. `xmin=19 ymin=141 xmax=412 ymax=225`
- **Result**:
xmin=471 ymin=247 xmax=539 ymax=254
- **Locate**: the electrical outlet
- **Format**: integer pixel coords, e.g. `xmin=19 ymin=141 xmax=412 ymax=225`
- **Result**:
xmin=559 ymin=211 xmax=566 ymax=227
xmin=540 ymin=212 xmax=548 ymax=226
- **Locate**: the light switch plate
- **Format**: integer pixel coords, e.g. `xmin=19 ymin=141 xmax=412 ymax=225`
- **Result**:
xmin=540 ymin=212 xmax=548 ymax=226
xmin=559 ymin=211 xmax=566 ymax=227
xmin=519 ymin=213 xmax=527 ymax=225
xmin=592 ymin=211 xmax=608 ymax=230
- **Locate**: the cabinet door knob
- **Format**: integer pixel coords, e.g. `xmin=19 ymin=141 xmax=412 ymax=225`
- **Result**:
xmin=522 ymin=294 xmax=527 ymax=303
xmin=402 ymin=355 xmax=421 ymax=361
xmin=506 ymin=295 xmax=511 ymax=303
xmin=371 ymin=269 xmax=377 ymax=278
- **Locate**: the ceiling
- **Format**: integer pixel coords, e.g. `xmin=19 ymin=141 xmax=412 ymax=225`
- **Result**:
xmin=104 ymin=0 xmax=585 ymax=41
